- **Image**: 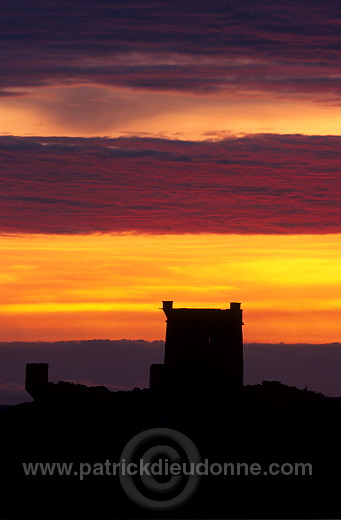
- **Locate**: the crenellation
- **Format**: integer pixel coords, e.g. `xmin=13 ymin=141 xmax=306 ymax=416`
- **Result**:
xmin=150 ymin=301 xmax=243 ymax=392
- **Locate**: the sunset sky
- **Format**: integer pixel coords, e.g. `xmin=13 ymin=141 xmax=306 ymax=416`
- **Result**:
xmin=1 ymin=0 xmax=341 ymax=345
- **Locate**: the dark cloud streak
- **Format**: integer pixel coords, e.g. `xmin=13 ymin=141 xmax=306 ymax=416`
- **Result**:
xmin=1 ymin=0 xmax=341 ymax=99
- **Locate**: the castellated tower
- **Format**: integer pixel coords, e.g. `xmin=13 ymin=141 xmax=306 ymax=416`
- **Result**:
xmin=150 ymin=301 xmax=243 ymax=392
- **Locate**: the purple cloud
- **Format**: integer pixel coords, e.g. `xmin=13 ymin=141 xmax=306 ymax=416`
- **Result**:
xmin=0 ymin=134 xmax=339 ymax=234
xmin=1 ymin=1 xmax=341 ymax=100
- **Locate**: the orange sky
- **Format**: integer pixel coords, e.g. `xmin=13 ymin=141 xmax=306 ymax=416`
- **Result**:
xmin=0 ymin=233 xmax=340 ymax=343
xmin=2 ymin=85 xmax=341 ymax=139
xmin=2 ymin=2 xmax=341 ymax=347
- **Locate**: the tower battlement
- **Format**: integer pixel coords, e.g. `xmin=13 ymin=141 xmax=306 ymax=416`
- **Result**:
xmin=150 ymin=301 xmax=243 ymax=392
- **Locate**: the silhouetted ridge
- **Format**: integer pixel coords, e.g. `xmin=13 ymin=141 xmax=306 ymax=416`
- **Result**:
xmin=1 ymin=300 xmax=340 ymax=518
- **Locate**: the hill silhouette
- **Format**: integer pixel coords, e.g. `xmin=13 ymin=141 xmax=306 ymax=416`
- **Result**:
xmin=1 ymin=301 xmax=340 ymax=518
xmin=1 ymin=381 xmax=341 ymax=518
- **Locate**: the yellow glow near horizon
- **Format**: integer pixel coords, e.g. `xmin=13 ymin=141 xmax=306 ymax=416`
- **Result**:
xmin=0 ymin=233 xmax=340 ymax=343
xmin=2 ymin=86 xmax=341 ymax=138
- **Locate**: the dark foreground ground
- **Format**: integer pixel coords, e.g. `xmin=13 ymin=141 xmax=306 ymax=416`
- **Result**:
xmin=1 ymin=382 xmax=340 ymax=519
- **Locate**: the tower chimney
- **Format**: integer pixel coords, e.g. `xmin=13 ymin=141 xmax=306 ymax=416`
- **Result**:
xmin=162 ymin=301 xmax=173 ymax=312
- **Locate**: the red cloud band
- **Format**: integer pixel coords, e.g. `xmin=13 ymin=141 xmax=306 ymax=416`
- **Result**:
xmin=0 ymin=134 xmax=339 ymax=234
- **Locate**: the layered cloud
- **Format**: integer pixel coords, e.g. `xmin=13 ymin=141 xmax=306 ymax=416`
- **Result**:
xmin=1 ymin=0 xmax=341 ymax=102
xmin=0 ymin=134 xmax=339 ymax=234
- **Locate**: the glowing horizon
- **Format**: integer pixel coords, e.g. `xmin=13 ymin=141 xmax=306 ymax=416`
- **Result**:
xmin=0 ymin=233 xmax=339 ymax=343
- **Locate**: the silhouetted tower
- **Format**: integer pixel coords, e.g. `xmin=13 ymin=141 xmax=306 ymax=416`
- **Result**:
xmin=150 ymin=301 xmax=243 ymax=392
xmin=25 ymin=363 xmax=49 ymax=400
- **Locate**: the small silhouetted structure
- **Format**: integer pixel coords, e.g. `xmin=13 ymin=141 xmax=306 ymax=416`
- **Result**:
xmin=150 ymin=301 xmax=243 ymax=392
xmin=25 ymin=363 xmax=110 ymax=401
xmin=25 ymin=363 xmax=49 ymax=400
xmin=25 ymin=300 xmax=243 ymax=400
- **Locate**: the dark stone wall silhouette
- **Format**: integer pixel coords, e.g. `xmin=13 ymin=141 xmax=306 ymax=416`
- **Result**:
xmin=25 ymin=362 xmax=49 ymax=400
xmin=150 ymin=301 xmax=243 ymax=392
xmin=25 ymin=363 xmax=111 ymax=402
